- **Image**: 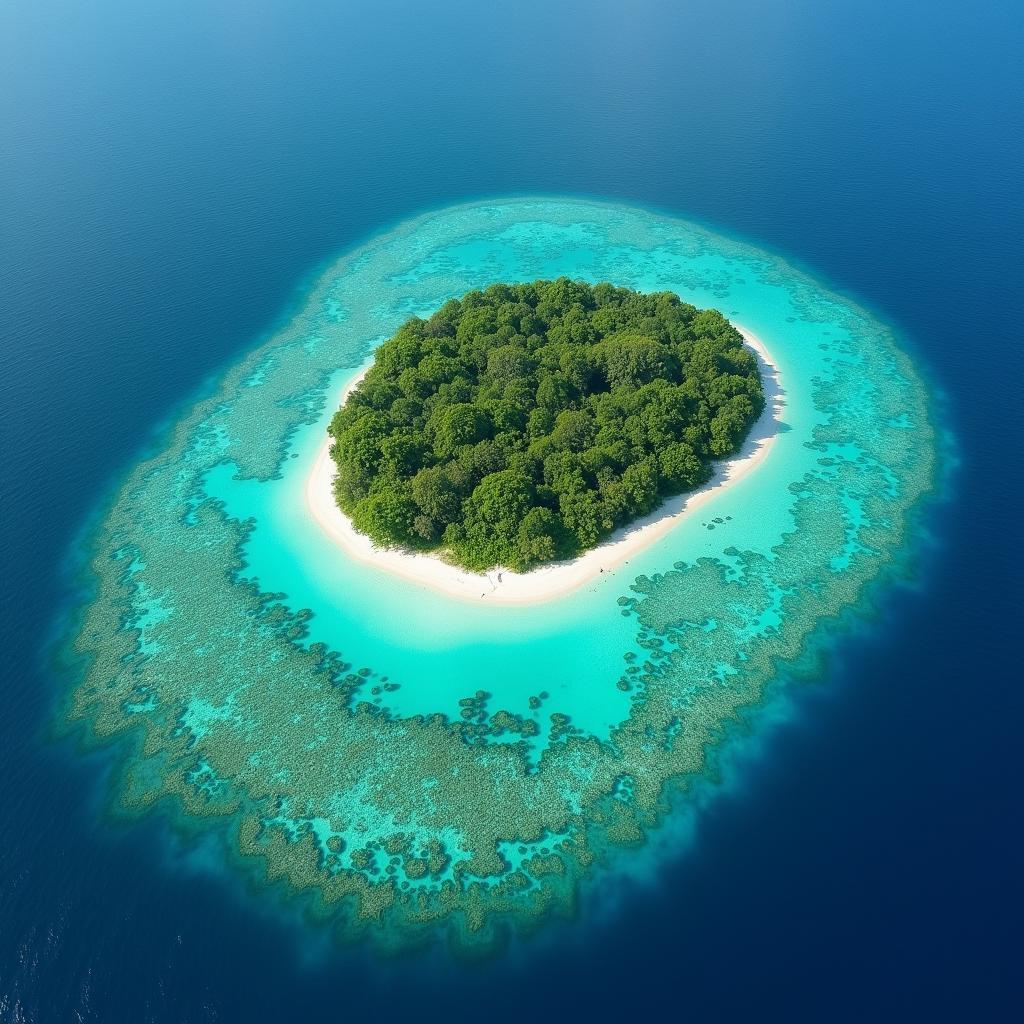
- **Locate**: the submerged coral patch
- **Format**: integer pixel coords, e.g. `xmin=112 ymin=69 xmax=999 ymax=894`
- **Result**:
xmin=64 ymin=198 xmax=936 ymax=952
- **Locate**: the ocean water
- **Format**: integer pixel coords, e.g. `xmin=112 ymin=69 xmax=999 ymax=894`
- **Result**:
xmin=2 ymin=0 xmax=1022 ymax=1021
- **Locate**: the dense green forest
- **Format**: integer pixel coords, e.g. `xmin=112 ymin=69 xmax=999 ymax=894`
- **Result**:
xmin=329 ymin=279 xmax=763 ymax=572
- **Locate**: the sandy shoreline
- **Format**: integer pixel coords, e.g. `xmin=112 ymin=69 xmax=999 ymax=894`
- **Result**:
xmin=304 ymin=325 xmax=785 ymax=605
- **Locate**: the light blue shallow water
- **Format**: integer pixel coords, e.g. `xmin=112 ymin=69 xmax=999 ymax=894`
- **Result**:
xmin=201 ymin=204 xmax=820 ymax=740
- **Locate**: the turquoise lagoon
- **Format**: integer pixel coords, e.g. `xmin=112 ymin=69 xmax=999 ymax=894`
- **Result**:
xmin=67 ymin=198 xmax=936 ymax=950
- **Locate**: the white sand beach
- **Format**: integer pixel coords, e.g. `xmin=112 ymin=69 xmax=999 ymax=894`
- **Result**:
xmin=305 ymin=325 xmax=785 ymax=605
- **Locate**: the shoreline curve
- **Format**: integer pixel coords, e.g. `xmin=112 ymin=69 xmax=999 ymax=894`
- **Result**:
xmin=304 ymin=324 xmax=785 ymax=605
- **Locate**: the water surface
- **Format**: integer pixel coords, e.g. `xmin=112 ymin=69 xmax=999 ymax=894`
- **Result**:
xmin=1 ymin=0 xmax=1021 ymax=1018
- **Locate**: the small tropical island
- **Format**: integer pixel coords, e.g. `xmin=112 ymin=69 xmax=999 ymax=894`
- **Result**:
xmin=67 ymin=194 xmax=940 ymax=957
xmin=327 ymin=279 xmax=765 ymax=576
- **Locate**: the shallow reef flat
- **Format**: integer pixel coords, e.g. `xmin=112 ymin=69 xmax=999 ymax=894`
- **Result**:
xmin=63 ymin=198 xmax=938 ymax=953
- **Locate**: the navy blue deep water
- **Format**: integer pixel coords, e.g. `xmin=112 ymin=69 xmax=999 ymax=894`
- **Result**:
xmin=2 ymin=0 xmax=1021 ymax=1020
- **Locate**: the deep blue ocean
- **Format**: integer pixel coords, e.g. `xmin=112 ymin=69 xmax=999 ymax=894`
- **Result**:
xmin=2 ymin=0 xmax=1022 ymax=1019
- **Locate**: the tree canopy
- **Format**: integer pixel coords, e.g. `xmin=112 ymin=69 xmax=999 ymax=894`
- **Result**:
xmin=329 ymin=279 xmax=763 ymax=572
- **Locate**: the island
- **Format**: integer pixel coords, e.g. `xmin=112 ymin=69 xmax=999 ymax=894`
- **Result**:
xmin=68 ymin=198 xmax=936 ymax=953
xmin=326 ymin=279 xmax=765 ymax=582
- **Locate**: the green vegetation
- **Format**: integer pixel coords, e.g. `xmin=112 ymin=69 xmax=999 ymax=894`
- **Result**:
xmin=329 ymin=279 xmax=763 ymax=571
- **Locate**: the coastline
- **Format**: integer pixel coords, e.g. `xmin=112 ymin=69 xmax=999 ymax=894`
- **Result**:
xmin=304 ymin=325 xmax=785 ymax=605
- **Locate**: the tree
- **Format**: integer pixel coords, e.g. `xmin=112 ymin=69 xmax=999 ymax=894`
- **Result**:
xmin=430 ymin=403 xmax=489 ymax=458
xmin=410 ymin=466 xmax=461 ymax=524
xmin=459 ymin=470 xmax=536 ymax=569
xmin=517 ymin=508 xmax=563 ymax=568
xmin=351 ymin=488 xmax=417 ymax=547
xmin=709 ymin=395 xmax=756 ymax=457
xmin=597 ymin=333 xmax=674 ymax=389
xmin=559 ymin=487 xmax=604 ymax=549
xmin=658 ymin=442 xmax=706 ymax=491
xmin=486 ymin=345 xmax=535 ymax=387
xmin=621 ymin=458 xmax=660 ymax=516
